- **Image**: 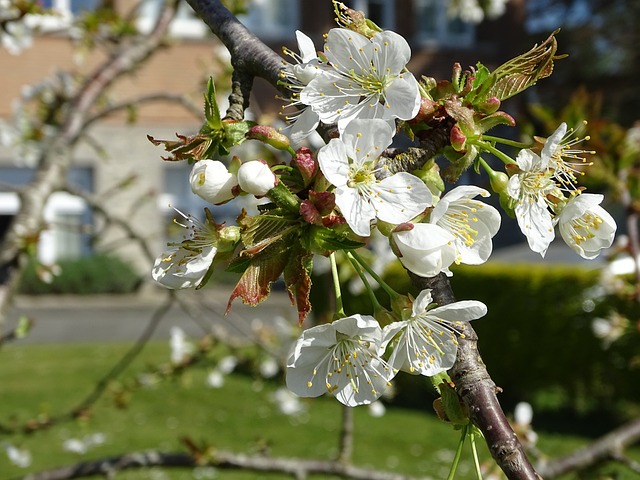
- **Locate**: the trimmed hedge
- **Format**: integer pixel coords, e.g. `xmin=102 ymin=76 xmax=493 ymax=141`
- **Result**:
xmin=339 ymin=261 xmax=639 ymax=419
xmin=19 ymin=254 xmax=142 ymax=295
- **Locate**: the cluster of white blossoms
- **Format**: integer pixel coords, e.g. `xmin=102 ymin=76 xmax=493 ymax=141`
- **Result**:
xmin=506 ymin=123 xmax=617 ymax=258
xmin=149 ymin=12 xmax=617 ymax=409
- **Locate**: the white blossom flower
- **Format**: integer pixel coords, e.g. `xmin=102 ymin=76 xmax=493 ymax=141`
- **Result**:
xmin=286 ymin=314 xmax=395 ymax=407
xmin=189 ymin=159 xmax=238 ymax=204
xmin=280 ymin=30 xmax=324 ymax=144
xmin=507 ymin=149 xmax=557 ymax=256
xmin=429 ymin=186 xmax=501 ymax=265
xmin=368 ymin=400 xmax=386 ymax=417
xmin=3 ymin=443 xmax=32 ymax=468
xmin=170 ymin=326 xmax=194 ymax=365
xmin=318 ymin=119 xmax=431 ymax=237
xmin=206 ymin=369 xmax=224 ymax=388
xmin=300 ymin=28 xmax=421 ymax=133
xmin=271 ymin=387 xmax=306 ymax=416
xmin=1 ymin=20 xmax=34 ymax=55
xmin=540 ymin=122 xmax=594 ymax=191
xmin=237 ymin=160 xmax=277 ymax=196
xmin=217 ymin=355 xmax=238 ymax=374
xmin=259 ymin=357 xmax=280 ymax=378
xmin=392 ymin=223 xmax=457 ymax=277
xmin=151 ymin=210 xmax=219 ymax=289
xmin=382 ymin=289 xmax=487 ymax=376
xmin=555 ymin=193 xmax=616 ymax=259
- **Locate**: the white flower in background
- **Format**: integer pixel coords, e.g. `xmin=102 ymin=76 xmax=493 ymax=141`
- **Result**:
xmin=271 ymin=387 xmax=306 ymax=416
xmin=206 ymin=369 xmax=224 ymax=388
xmin=217 ymin=355 xmax=238 ymax=374
xmin=392 ymin=223 xmax=457 ymax=277
xmin=259 ymin=356 xmax=280 ymax=378
xmin=555 ymin=193 xmax=616 ymax=259
xmin=318 ymin=119 xmax=431 ymax=237
xmin=507 ymin=149 xmax=556 ymax=256
xmin=368 ymin=400 xmax=386 ymax=417
xmin=1 ymin=19 xmax=34 ymax=55
xmin=430 ymin=186 xmax=501 ymax=265
xmin=62 ymin=433 xmax=106 ymax=455
xmin=237 ymin=160 xmax=277 ymax=196
xmin=170 ymin=326 xmax=194 ymax=365
xmin=513 ymin=402 xmax=538 ymax=447
xmin=189 ymin=159 xmax=238 ymax=204
xmin=151 ymin=210 xmax=219 ymax=289
xmin=300 ymin=28 xmax=421 ymax=133
xmin=382 ymin=289 xmax=487 ymax=376
xmin=286 ymin=314 xmax=395 ymax=406
xmin=281 ymin=30 xmax=323 ymax=144
xmin=3 ymin=443 xmax=32 ymax=468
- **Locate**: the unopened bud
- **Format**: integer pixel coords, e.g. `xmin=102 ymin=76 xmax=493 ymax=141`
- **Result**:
xmin=246 ymin=125 xmax=290 ymax=151
xmin=292 ymin=147 xmax=318 ymax=186
xmin=478 ymin=96 xmax=501 ymax=114
xmin=450 ymin=124 xmax=467 ymax=152
xmin=237 ymin=160 xmax=277 ymax=196
xmin=489 ymin=171 xmax=509 ymax=194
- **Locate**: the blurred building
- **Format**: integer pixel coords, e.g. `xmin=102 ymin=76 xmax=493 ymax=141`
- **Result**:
xmin=0 ymin=0 xmax=526 ymax=276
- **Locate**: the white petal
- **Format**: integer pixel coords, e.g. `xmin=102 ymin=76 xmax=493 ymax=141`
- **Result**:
xmin=373 ymin=172 xmax=431 ymax=224
xmin=515 ymin=200 xmax=555 ymax=256
xmin=290 ymin=108 xmax=320 ymax=145
xmin=381 ymin=73 xmax=421 ymax=120
xmin=371 ymin=30 xmax=412 ymax=74
xmin=295 ymin=30 xmax=317 ymax=63
xmin=335 ymin=187 xmax=375 ymax=237
xmin=340 ymin=119 xmax=394 ymax=164
xmin=324 ymin=28 xmax=371 ymax=74
xmin=317 ymin=138 xmax=350 ymax=187
xmin=427 ymin=300 xmax=488 ymax=323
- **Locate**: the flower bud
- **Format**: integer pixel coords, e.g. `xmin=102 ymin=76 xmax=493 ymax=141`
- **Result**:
xmin=478 ymin=96 xmax=501 ymax=114
xmin=292 ymin=147 xmax=318 ymax=186
xmin=189 ymin=159 xmax=238 ymax=204
xmin=245 ymin=125 xmax=290 ymax=151
xmin=450 ymin=124 xmax=467 ymax=152
xmin=489 ymin=171 xmax=509 ymax=195
xmin=237 ymin=160 xmax=277 ymax=196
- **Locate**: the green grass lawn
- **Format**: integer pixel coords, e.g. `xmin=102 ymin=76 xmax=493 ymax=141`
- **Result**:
xmin=0 ymin=342 xmax=638 ymax=480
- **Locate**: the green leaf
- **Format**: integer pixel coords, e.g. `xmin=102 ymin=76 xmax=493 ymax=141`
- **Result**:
xmin=474 ymin=30 xmax=564 ymax=103
xmin=306 ymin=226 xmax=365 ymax=254
xmin=239 ymin=212 xmax=300 ymax=253
xmin=283 ymin=243 xmax=313 ymax=325
xmin=204 ymin=77 xmax=223 ymax=131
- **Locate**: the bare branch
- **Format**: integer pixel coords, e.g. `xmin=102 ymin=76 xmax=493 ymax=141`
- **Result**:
xmin=538 ymin=417 xmax=640 ymax=478
xmin=0 ymin=295 xmax=176 ymax=435
xmin=15 ymin=449 xmax=427 ymax=480
xmin=0 ymin=0 xmax=180 ymax=327
xmin=84 ymin=93 xmax=203 ymax=129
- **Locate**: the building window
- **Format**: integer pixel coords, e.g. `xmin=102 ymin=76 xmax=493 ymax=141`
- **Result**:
xmin=32 ymin=0 xmax=99 ymax=30
xmin=414 ymin=0 xmax=474 ymax=48
xmin=344 ymin=0 xmax=395 ymax=30
xmin=137 ymin=0 xmax=208 ymax=38
xmin=239 ymin=0 xmax=299 ymax=41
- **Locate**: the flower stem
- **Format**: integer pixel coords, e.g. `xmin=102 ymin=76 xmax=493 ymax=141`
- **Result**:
xmin=477 ymin=141 xmax=517 ymax=165
xmin=482 ymin=135 xmax=532 ymax=149
xmin=346 ymin=252 xmax=383 ymax=312
xmin=330 ymin=252 xmax=345 ymax=318
xmin=447 ymin=424 xmax=468 ymax=480
xmin=469 ymin=426 xmax=484 ymax=480
xmin=349 ymin=250 xmax=399 ymax=301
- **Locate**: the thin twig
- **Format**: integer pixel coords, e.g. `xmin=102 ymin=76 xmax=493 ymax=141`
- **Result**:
xmin=538 ymin=417 xmax=640 ymax=478
xmin=15 ymin=449 xmax=426 ymax=480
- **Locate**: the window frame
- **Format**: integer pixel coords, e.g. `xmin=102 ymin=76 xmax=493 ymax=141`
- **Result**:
xmin=414 ymin=0 xmax=475 ymax=49
xmin=238 ymin=0 xmax=300 ymax=41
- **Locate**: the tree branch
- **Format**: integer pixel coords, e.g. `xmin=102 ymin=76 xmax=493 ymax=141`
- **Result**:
xmin=0 ymin=0 xmax=180 ymax=329
xmin=409 ymin=272 xmax=541 ymax=480
xmin=538 ymin=416 xmax=640 ymax=478
xmin=15 ymin=449 xmax=427 ymax=480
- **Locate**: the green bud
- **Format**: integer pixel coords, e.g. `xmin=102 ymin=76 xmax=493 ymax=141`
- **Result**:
xmin=489 ymin=171 xmax=509 ymax=195
xmin=218 ymin=226 xmax=241 ymax=252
